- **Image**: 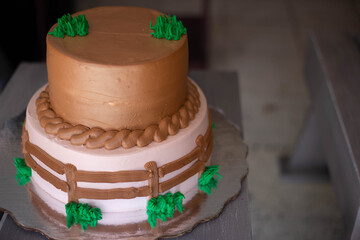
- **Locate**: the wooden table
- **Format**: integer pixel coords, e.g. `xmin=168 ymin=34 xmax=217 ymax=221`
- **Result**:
xmin=285 ymin=32 xmax=360 ymax=240
xmin=0 ymin=63 xmax=252 ymax=239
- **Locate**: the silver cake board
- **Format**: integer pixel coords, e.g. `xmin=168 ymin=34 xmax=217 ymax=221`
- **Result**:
xmin=0 ymin=108 xmax=248 ymax=239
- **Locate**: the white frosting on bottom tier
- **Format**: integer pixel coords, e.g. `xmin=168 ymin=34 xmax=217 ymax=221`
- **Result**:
xmin=29 ymin=177 xmax=200 ymax=225
xmin=25 ymin=80 xmax=210 ymax=220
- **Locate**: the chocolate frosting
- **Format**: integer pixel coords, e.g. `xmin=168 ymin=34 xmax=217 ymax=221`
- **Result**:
xmin=46 ymin=6 xmax=189 ymax=130
xmin=36 ymin=80 xmax=200 ymax=149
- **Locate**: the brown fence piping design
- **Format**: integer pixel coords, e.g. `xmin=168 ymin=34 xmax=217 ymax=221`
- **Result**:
xmin=22 ymin=110 xmax=213 ymax=202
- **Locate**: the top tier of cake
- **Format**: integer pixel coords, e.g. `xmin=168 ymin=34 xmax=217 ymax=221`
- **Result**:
xmin=47 ymin=7 xmax=188 ymax=130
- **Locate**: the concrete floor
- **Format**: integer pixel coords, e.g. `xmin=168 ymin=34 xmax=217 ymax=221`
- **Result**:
xmin=207 ymin=0 xmax=360 ymax=239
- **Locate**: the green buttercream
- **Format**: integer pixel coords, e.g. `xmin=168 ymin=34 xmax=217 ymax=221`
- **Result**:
xmin=65 ymin=202 xmax=102 ymax=230
xmin=146 ymin=192 xmax=185 ymax=228
xmin=48 ymin=13 xmax=89 ymax=38
xmin=212 ymin=123 xmax=216 ymax=129
xmin=150 ymin=15 xmax=187 ymax=40
xmin=14 ymin=157 xmax=31 ymax=186
xmin=199 ymin=165 xmax=222 ymax=194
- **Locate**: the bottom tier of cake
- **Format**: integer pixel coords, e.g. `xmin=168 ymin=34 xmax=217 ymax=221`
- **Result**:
xmin=22 ymin=81 xmax=213 ymax=226
xmin=29 ymin=177 xmax=201 ymax=226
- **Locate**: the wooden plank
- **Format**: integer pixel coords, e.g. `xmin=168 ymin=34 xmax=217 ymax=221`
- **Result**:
xmin=306 ymin=32 xmax=360 ymax=238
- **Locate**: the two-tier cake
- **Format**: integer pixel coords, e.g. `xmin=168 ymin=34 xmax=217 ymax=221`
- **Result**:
xmin=17 ymin=6 xmax=219 ymax=230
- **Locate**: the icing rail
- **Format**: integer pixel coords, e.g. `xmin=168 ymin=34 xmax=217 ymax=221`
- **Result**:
xmin=35 ymin=80 xmax=201 ymax=150
xmin=21 ymin=111 xmax=212 ymax=201
xmin=28 ymin=182 xmax=204 ymax=233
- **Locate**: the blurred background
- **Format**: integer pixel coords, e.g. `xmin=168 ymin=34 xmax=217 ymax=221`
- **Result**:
xmin=1 ymin=0 xmax=360 ymax=239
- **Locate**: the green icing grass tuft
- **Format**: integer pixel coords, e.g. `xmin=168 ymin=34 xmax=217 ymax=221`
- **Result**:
xmin=199 ymin=165 xmax=222 ymax=194
xmin=14 ymin=157 xmax=31 ymax=186
xmin=146 ymin=192 xmax=185 ymax=228
xmin=49 ymin=13 xmax=89 ymax=38
xmin=65 ymin=202 xmax=102 ymax=230
xmin=150 ymin=15 xmax=187 ymax=40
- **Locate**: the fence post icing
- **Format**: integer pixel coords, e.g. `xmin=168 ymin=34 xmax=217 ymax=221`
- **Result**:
xmin=144 ymin=161 xmax=159 ymax=198
xmin=65 ymin=163 xmax=78 ymax=202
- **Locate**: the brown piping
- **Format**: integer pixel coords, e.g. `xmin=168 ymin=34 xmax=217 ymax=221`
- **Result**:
xmin=158 ymin=148 xmax=200 ymax=178
xmin=144 ymin=161 xmax=159 ymax=198
xmin=157 ymin=110 xmax=212 ymax=178
xmin=23 ymin=126 xmax=65 ymax=175
xmin=64 ymin=164 xmax=78 ymax=202
xmin=25 ymin=142 xmax=65 ymax=175
xmin=24 ymin=153 xmax=68 ymax=192
xmin=21 ymin=110 xmax=213 ymax=201
xmin=159 ymin=161 xmax=204 ymax=193
xmin=35 ymin=80 xmax=201 ymax=150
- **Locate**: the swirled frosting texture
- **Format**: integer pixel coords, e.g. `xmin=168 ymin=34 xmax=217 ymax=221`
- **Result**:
xmin=46 ymin=6 xmax=188 ymax=130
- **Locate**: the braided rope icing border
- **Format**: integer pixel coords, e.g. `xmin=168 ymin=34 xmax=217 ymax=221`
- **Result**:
xmin=35 ymin=80 xmax=201 ymax=150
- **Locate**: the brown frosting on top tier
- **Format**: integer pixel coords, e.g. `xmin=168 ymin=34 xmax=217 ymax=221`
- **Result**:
xmin=47 ymin=6 xmax=188 ymax=130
